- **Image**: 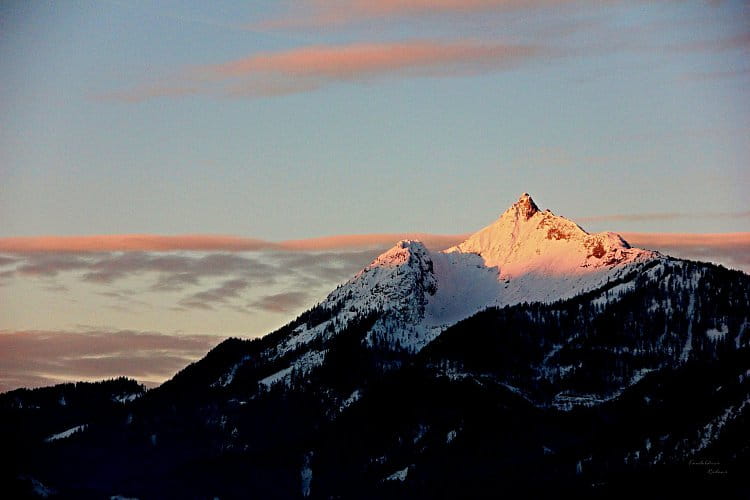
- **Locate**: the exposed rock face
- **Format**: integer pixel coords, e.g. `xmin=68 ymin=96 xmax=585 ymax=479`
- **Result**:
xmin=515 ymin=192 xmax=540 ymax=220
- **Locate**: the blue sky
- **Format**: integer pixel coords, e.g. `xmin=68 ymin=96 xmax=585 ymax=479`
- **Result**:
xmin=1 ymin=0 xmax=748 ymax=238
xmin=0 ymin=0 xmax=748 ymax=390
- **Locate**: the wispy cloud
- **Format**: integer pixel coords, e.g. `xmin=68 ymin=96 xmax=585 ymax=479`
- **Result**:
xmin=97 ymin=1 xmax=750 ymax=102
xmin=0 ymin=233 xmax=465 ymax=253
xmin=0 ymin=329 xmax=219 ymax=392
xmin=0 ymin=256 xmax=18 ymax=267
xmin=0 ymin=234 xmax=465 ymax=320
xmin=0 ymin=251 xmax=337 ymax=313
xmin=624 ymin=232 xmax=750 ymax=272
xmin=101 ymin=40 xmax=544 ymax=101
xmin=0 ymin=240 xmax=407 ymax=314
xmin=0 ymin=235 xmax=273 ymax=253
xmin=251 ymin=291 xmax=312 ymax=314
xmin=0 ymin=234 xmax=459 ymax=295
xmin=202 ymin=41 xmax=539 ymax=80
xmin=178 ymin=278 xmax=251 ymax=310
xmin=11 ymin=252 xmax=277 ymax=286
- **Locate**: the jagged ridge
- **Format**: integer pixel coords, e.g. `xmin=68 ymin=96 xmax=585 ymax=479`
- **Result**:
xmin=274 ymin=193 xmax=662 ymax=355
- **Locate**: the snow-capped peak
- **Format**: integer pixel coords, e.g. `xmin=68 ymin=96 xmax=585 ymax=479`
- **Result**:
xmin=322 ymin=238 xmax=437 ymax=326
xmin=280 ymin=194 xmax=662 ymax=354
xmin=447 ymin=193 xmax=656 ymax=278
xmin=363 ymin=240 xmax=431 ymax=270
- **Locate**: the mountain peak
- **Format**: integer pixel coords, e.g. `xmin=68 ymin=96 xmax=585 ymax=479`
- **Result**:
xmin=511 ymin=192 xmax=540 ymax=220
xmin=447 ymin=193 xmax=656 ymax=276
xmin=369 ymin=240 xmax=429 ymax=268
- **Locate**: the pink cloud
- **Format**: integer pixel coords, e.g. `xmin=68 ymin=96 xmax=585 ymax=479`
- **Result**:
xmin=204 ymin=41 xmax=538 ymax=80
xmin=623 ymin=232 xmax=750 ymax=250
xmin=0 ymin=234 xmax=272 ymax=253
xmin=623 ymin=232 xmax=750 ymax=272
xmin=0 ymin=233 xmax=466 ymax=253
xmin=103 ymin=40 xmax=543 ymax=100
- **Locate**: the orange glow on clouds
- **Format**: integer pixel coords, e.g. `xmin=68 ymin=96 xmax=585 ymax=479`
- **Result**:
xmin=206 ymin=41 xmax=538 ymax=80
xmin=622 ymin=232 xmax=750 ymax=250
xmin=0 ymin=235 xmax=272 ymax=253
xmin=0 ymin=233 xmax=467 ymax=253
xmin=104 ymin=40 xmax=543 ymax=101
xmin=0 ymin=232 xmax=747 ymax=272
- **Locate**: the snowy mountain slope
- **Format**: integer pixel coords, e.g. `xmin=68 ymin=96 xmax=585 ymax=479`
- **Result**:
xmin=424 ymin=258 xmax=750 ymax=410
xmin=434 ymin=192 xmax=657 ymax=312
xmin=263 ymin=193 xmax=663 ymax=357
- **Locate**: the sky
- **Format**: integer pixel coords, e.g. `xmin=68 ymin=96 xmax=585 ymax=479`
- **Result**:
xmin=1 ymin=0 xmax=748 ymax=391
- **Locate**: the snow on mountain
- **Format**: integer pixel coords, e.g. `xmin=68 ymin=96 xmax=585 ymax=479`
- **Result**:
xmin=448 ymin=193 xmax=654 ymax=273
xmin=44 ymin=424 xmax=87 ymax=443
xmin=431 ymin=192 xmax=659 ymax=316
xmin=273 ymin=193 xmax=662 ymax=354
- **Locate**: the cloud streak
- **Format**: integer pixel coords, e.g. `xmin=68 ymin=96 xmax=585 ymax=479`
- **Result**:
xmin=98 ymin=2 xmax=750 ymax=102
xmin=102 ymin=40 xmax=544 ymax=101
xmin=0 ymin=244 xmax=396 ymax=315
xmin=0 ymin=235 xmax=273 ymax=253
xmin=623 ymin=232 xmax=750 ymax=271
xmin=250 ymin=291 xmax=312 ymax=314
xmin=178 ymin=278 xmax=251 ymax=310
xmin=0 ymin=329 xmax=220 ymax=393
xmin=0 ymin=233 xmax=465 ymax=253
xmin=203 ymin=41 xmax=539 ymax=80
xmin=11 ymin=252 xmax=278 ymax=286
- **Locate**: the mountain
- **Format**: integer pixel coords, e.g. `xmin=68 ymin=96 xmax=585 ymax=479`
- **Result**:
xmin=267 ymin=193 xmax=658 ymax=356
xmin=2 ymin=194 xmax=749 ymax=499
